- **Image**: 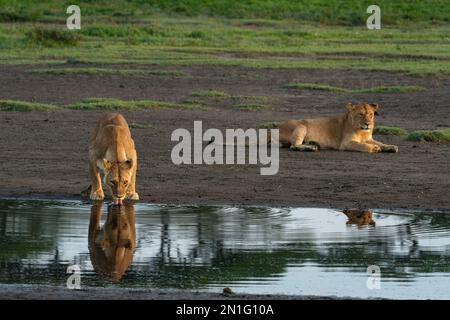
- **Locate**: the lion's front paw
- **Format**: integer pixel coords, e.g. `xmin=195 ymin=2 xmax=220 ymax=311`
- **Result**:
xmin=382 ymin=145 xmax=399 ymax=153
xmin=290 ymin=144 xmax=318 ymax=152
xmin=90 ymin=189 xmax=105 ymax=201
xmin=368 ymin=145 xmax=382 ymax=153
xmin=128 ymin=192 xmax=139 ymax=201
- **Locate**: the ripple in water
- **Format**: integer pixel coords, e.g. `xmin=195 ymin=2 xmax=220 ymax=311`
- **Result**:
xmin=0 ymin=199 xmax=449 ymax=299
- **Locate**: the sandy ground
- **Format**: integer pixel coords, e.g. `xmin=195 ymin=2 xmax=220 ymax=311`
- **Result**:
xmin=0 ymin=64 xmax=449 ymax=210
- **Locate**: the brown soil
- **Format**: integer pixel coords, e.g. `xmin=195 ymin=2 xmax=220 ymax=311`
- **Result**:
xmin=0 ymin=284 xmax=353 ymax=300
xmin=0 ymin=64 xmax=449 ymax=210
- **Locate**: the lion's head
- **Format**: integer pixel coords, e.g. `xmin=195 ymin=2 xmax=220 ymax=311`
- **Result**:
xmin=346 ymin=102 xmax=379 ymax=132
xmin=343 ymin=209 xmax=376 ymax=226
xmin=100 ymin=159 xmax=133 ymax=204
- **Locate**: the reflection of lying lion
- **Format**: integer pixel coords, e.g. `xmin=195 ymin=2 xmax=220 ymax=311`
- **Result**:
xmin=343 ymin=209 xmax=376 ymax=226
xmin=278 ymin=102 xmax=398 ymax=153
xmin=88 ymin=203 xmax=136 ymax=282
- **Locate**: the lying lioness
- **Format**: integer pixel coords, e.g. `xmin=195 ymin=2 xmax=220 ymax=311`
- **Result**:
xmin=278 ymin=102 xmax=398 ymax=153
xmin=85 ymin=113 xmax=139 ymax=205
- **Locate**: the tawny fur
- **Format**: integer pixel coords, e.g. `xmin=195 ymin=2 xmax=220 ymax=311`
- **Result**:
xmin=88 ymin=203 xmax=135 ymax=282
xmin=343 ymin=209 xmax=376 ymax=226
xmin=83 ymin=113 xmax=139 ymax=201
xmin=278 ymin=102 xmax=398 ymax=153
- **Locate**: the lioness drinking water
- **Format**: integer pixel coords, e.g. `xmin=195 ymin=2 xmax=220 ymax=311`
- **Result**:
xmin=83 ymin=113 xmax=139 ymax=205
xmin=278 ymin=102 xmax=398 ymax=153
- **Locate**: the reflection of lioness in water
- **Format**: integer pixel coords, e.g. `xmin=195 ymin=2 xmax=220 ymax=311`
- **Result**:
xmin=88 ymin=203 xmax=136 ymax=282
xmin=343 ymin=209 xmax=376 ymax=226
xmin=278 ymin=102 xmax=398 ymax=153
xmin=83 ymin=113 xmax=139 ymax=205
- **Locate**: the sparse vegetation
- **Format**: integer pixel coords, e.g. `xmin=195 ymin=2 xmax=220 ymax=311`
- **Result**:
xmin=190 ymin=91 xmax=269 ymax=105
xmin=355 ymin=86 xmax=426 ymax=93
xmin=129 ymin=123 xmax=155 ymax=129
xmin=373 ymin=126 xmax=408 ymax=136
xmin=232 ymin=95 xmax=269 ymax=102
xmin=65 ymin=98 xmax=204 ymax=111
xmin=31 ymin=68 xmax=184 ymax=77
xmin=234 ymin=103 xmax=269 ymax=111
xmin=191 ymin=90 xmax=231 ymax=98
xmin=406 ymin=128 xmax=450 ymax=143
xmin=286 ymin=83 xmax=348 ymax=92
xmin=371 ymin=126 xmax=450 ymax=143
xmin=0 ymin=100 xmax=59 ymax=112
xmin=286 ymin=83 xmax=426 ymax=93
xmin=257 ymin=121 xmax=280 ymax=129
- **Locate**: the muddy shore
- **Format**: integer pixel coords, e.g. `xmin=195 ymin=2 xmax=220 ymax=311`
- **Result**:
xmin=0 ymin=284 xmax=363 ymax=300
xmin=1 ymin=65 xmax=449 ymax=210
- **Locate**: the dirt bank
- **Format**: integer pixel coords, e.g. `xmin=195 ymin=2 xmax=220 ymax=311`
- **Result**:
xmin=0 ymin=64 xmax=449 ymax=210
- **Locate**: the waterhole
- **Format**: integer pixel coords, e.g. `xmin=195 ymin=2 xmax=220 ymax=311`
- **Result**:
xmin=0 ymin=199 xmax=449 ymax=299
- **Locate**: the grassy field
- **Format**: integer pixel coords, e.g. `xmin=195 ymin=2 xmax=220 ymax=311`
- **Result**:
xmin=0 ymin=1 xmax=450 ymax=75
xmin=1 ymin=0 xmax=449 ymax=24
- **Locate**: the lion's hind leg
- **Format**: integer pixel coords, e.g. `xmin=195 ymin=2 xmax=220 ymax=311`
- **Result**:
xmin=127 ymin=158 xmax=139 ymax=201
xmin=289 ymin=125 xmax=318 ymax=152
xmin=81 ymin=185 xmax=92 ymax=199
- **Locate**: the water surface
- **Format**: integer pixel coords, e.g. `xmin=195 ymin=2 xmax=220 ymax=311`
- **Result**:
xmin=0 ymin=199 xmax=449 ymax=299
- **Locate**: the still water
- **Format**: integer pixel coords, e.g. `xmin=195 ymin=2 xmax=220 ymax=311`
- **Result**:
xmin=0 ymin=199 xmax=449 ymax=299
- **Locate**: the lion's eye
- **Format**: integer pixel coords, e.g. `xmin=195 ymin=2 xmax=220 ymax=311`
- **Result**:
xmin=110 ymin=180 xmax=117 ymax=186
xmin=123 ymin=180 xmax=128 ymax=186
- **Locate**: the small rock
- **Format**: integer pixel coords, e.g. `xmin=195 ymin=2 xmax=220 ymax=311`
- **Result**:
xmin=222 ymin=287 xmax=234 ymax=295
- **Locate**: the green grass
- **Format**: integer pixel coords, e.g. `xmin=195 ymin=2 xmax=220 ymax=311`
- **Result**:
xmin=287 ymin=83 xmax=426 ymax=93
xmin=1 ymin=2 xmax=450 ymax=75
xmin=190 ymin=90 xmax=269 ymax=103
xmin=129 ymin=123 xmax=154 ymax=129
xmin=257 ymin=121 xmax=280 ymax=129
xmin=373 ymin=125 xmax=408 ymax=136
xmin=232 ymin=95 xmax=269 ymax=102
xmin=0 ymin=7 xmax=41 ymax=22
xmin=1 ymin=20 xmax=450 ymax=75
xmin=355 ymin=86 xmax=426 ymax=93
xmin=0 ymin=100 xmax=59 ymax=111
xmin=25 ymin=27 xmax=80 ymax=47
xmin=234 ymin=103 xmax=269 ymax=111
xmin=191 ymin=90 xmax=231 ymax=98
xmin=286 ymin=83 xmax=349 ymax=92
xmin=65 ymin=97 xmax=205 ymax=110
xmin=30 ymin=67 xmax=184 ymax=77
xmin=1 ymin=1 xmax=449 ymax=25
xmin=406 ymin=128 xmax=450 ymax=143
xmin=0 ymin=98 xmax=209 ymax=111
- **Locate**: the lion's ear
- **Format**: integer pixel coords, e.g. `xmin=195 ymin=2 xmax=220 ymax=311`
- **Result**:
xmin=102 ymin=159 xmax=111 ymax=170
xmin=346 ymin=102 xmax=355 ymax=112
xmin=369 ymin=103 xmax=379 ymax=115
